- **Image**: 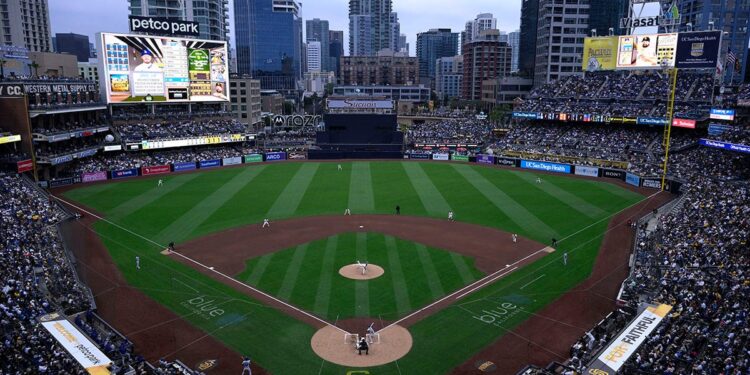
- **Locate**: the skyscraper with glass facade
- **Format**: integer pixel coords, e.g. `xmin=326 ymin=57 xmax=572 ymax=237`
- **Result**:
xmin=349 ymin=0 xmax=393 ymax=56
xmin=416 ymin=29 xmax=459 ymax=80
xmin=306 ymin=19 xmax=330 ymax=72
xmin=234 ymin=0 xmax=302 ymax=93
xmin=129 ymin=0 xmax=229 ymax=42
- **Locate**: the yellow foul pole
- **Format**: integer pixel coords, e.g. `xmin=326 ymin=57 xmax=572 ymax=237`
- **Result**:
xmin=661 ymin=68 xmax=678 ymax=191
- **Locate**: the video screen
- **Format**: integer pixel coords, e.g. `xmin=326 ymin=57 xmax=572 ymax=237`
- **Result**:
xmin=616 ymin=34 xmax=677 ymax=69
xmin=100 ymin=33 xmax=228 ymax=103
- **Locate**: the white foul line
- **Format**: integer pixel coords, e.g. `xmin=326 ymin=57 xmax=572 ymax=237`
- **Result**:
xmin=519 ymin=274 xmax=546 ymax=290
xmin=172 ymin=277 xmax=199 ymax=293
xmin=52 ymin=195 xmax=348 ymax=335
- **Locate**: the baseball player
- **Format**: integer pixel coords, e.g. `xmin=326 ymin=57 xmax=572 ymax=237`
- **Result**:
xmin=241 ymin=357 xmax=252 ymax=375
xmin=366 ymin=322 xmax=376 ymax=343
xmin=448 ymin=210 xmax=454 ymax=221
xmin=512 ymin=233 xmax=517 ymax=243
xmin=337 ymin=164 xmax=342 ymax=171
xmin=551 ymin=238 xmax=558 ymax=247
xmin=168 ymin=241 xmax=175 ymax=252
xmin=135 ymin=256 xmax=140 ymax=270
xmin=563 ymin=252 xmax=568 ymax=266
xmin=262 ymin=218 xmax=270 ymax=228
xmin=345 ymin=208 xmax=351 ymax=215
xmin=395 ymin=205 xmax=400 ymax=215
xmin=536 ymin=177 xmax=542 ymax=184
xmin=157 ymin=179 xmax=163 ymax=187
xmin=357 ymin=337 xmax=369 ymax=355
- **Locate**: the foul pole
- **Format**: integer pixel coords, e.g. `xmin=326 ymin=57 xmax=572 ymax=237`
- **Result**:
xmin=661 ymin=67 xmax=678 ymax=191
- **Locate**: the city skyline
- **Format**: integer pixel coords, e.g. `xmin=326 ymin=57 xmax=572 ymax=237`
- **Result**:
xmin=48 ymin=0 xmax=521 ymax=56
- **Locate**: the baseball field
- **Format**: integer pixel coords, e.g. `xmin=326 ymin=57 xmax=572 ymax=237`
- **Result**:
xmin=61 ymin=160 xmax=649 ymax=374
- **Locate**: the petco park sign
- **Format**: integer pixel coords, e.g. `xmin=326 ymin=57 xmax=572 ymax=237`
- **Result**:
xmin=327 ymin=99 xmax=393 ymax=110
xmin=129 ymin=16 xmax=200 ymax=37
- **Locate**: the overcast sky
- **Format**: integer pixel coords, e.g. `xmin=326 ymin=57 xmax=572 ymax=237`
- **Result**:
xmin=49 ymin=0 xmax=522 ymax=55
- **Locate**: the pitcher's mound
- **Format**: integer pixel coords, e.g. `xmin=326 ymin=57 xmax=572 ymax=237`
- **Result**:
xmin=311 ymin=325 xmax=412 ymax=367
xmin=339 ymin=264 xmax=385 ymax=280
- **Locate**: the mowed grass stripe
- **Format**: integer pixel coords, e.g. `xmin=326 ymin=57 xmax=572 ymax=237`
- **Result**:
xmin=415 ymin=244 xmax=445 ymax=299
xmin=276 ymin=244 xmax=308 ymax=301
xmin=313 ymin=236 xmax=338 ymax=316
xmin=402 ymin=162 xmax=451 ymax=216
xmin=355 ymin=232 xmax=370 ymax=317
xmin=266 ymin=163 xmax=319 ymax=219
xmin=244 ymin=253 xmax=274 ymax=284
xmin=450 ymin=252 xmax=476 ymax=285
xmin=156 ymin=166 xmax=265 ymax=243
xmin=596 ymin=180 xmax=646 ymax=200
xmin=109 ymin=173 xmax=202 ymax=219
xmin=451 ymin=164 xmax=558 ymax=238
xmin=348 ymin=162 xmax=375 ymax=212
xmin=385 ymin=235 xmax=412 ymax=315
xmin=509 ymin=171 xmax=606 ymax=219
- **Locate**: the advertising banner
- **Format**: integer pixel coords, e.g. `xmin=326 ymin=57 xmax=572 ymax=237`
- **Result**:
xmin=100 ymin=32 xmax=229 ymax=104
xmin=451 ymin=154 xmax=469 ymax=162
xmin=476 ymin=154 xmax=495 ymax=165
xmin=16 ymin=159 xmax=33 ymax=173
xmin=496 ymin=157 xmax=518 ymax=167
xmin=199 ymin=159 xmax=221 ymax=168
xmin=432 ymin=153 xmax=449 ymax=161
xmin=707 ymin=123 xmax=732 ymax=136
xmin=50 ymin=155 xmax=74 ymax=165
xmin=626 ymin=173 xmax=641 ymax=186
xmin=587 ymin=304 xmax=672 ymax=373
xmin=128 ymin=16 xmax=200 ymax=37
xmin=641 ymin=178 xmax=662 ymax=189
xmin=709 ymin=108 xmax=735 ymax=121
xmin=327 ymin=99 xmax=393 ymax=109
xmin=142 ymin=165 xmax=171 ymax=176
xmin=0 ymin=134 xmax=21 ymax=144
xmin=244 ymin=154 xmax=263 ymax=163
xmin=222 ymin=156 xmax=242 ymax=166
xmin=637 ymin=117 xmax=667 ymax=126
xmin=111 ymin=168 xmax=138 ymax=179
xmin=264 ymin=152 xmax=287 ymax=162
xmin=520 ymin=160 xmax=571 ymax=174
xmin=41 ymin=319 xmax=112 ymax=369
xmin=408 ymin=153 xmax=431 ymax=160
xmin=699 ymin=139 xmax=750 ymax=154
xmin=602 ymin=169 xmax=626 ymax=180
xmin=575 ymin=166 xmax=600 ymax=177
xmin=675 ymin=31 xmax=722 ymax=69
xmin=173 ymin=161 xmax=196 ymax=172
xmin=49 ymin=177 xmax=81 ymax=188
xmin=512 ymin=111 xmax=541 ymax=119
xmin=82 ymin=171 xmax=108 ymax=183
xmin=617 ymin=34 xmax=677 ymax=69
xmin=672 ymin=118 xmax=696 ymax=129
xmin=582 ymin=36 xmax=618 ymax=71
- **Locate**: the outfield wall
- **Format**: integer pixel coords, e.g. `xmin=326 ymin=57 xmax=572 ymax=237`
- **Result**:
xmin=42 ymin=152 xmax=681 ymax=193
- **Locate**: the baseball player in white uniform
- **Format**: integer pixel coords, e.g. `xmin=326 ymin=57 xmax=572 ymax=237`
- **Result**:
xmin=262 ymin=218 xmax=270 ymax=228
xmin=157 ymin=179 xmax=163 ymax=187
xmin=135 ymin=256 xmax=140 ymax=270
xmin=512 ymin=233 xmax=517 ymax=243
xmin=448 ymin=210 xmax=454 ymax=221
xmin=563 ymin=252 xmax=568 ymax=266
xmin=345 ymin=208 xmax=351 ymax=215
xmin=337 ymin=164 xmax=342 ymax=171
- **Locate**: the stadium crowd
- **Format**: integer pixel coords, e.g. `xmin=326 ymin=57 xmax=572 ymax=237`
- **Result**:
xmin=116 ymin=119 xmax=246 ymax=141
xmin=407 ymin=118 xmax=492 ymax=146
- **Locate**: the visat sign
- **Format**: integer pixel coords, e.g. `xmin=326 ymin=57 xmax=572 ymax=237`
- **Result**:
xmin=129 ymin=16 xmax=200 ymax=37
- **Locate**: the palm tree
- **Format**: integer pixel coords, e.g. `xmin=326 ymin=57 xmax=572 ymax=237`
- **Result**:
xmin=30 ymin=61 xmax=39 ymax=77
xmin=0 ymin=59 xmax=6 ymax=78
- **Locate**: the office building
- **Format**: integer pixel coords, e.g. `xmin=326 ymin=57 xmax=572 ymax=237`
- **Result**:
xmin=55 ymin=33 xmax=90 ymax=62
xmin=416 ymin=29 xmax=459 ymax=80
xmin=306 ymin=18 xmax=330 ymax=72
xmin=304 ymin=71 xmax=336 ymax=95
xmin=481 ymin=76 xmax=533 ymax=105
xmin=398 ymin=34 xmax=408 ymax=55
xmin=435 ymin=55 xmax=463 ymax=100
xmin=329 ymin=30 xmax=345 ymax=75
xmin=519 ymin=0 xmax=539 ymax=78
xmin=533 ymin=0 xmax=589 ymax=85
xmin=235 ymin=0 xmax=303 ymax=93
xmin=509 ymin=30 xmax=520 ymax=73
xmin=332 ymin=85 xmax=429 ymax=103
xmin=261 ymin=90 xmax=284 ymax=114
xmin=349 ymin=0 xmax=393 ymax=56
xmin=462 ymin=13 xmax=497 ymax=44
xmin=0 ymin=0 xmax=52 ymax=52
xmin=462 ymin=30 xmax=512 ymax=100
xmin=129 ymin=0 xmax=229 ymax=41
xmin=391 ymin=12 xmax=401 ymax=52
xmin=78 ymin=61 xmax=99 ymax=81
xmin=588 ymin=0 xmax=626 ymax=37
xmin=677 ymin=0 xmax=750 ymax=84
xmin=339 ymin=50 xmax=418 ymax=86
xmin=229 ymin=75 xmax=262 ymax=126
xmin=307 ymin=41 xmax=322 ymax=72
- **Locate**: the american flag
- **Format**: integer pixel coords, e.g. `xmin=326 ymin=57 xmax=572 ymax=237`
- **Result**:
xmin=726 ymin=48 xmax=737 ymax=66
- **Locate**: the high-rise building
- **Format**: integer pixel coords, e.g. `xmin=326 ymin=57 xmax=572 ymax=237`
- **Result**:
xmin=509 ymin=30 xmax=520 ymax=73
xmin=416 ymin=29 xmax=459 ymax=80
xmin=329 ymin=30 xmax=345 ymax=75
xmin=677 ymin=0 xmax=750 ymax=84
xmin=129 ymin=0 xmax=229 ymax=41
xmin=462 ymin=13 xmax=497 ymax=45
xmin=229 ymin=75 xmax=262 ymax=126
xmin=462 ymin=30 xmax=512 ymax=100
xmin=533 ymin=0 xmax=589 ymax=85
xmin=519 ymin=0 xmax=539 ymax=78
xmin=339 ymin=50 xmax=418 ymax=86
xmin=391 ymin=12 xmax=401 ymax=52
xmin=234 ymin=0 xmax=303 ymax=93
xmin=54 ymin=33 xmax=90 ymax=62
xmin=435 ymin=55 xmax=463 ymax=100
xmin=349 ymin=0 xmax=393 ymax=56
xmin=0 ymin=0 xmax=52 ymax=52
xmin=306 ymin=19 xmax=330 ymax=72
xmin=398 ymin=34 xmax=408 ymax=55
xmin=588 ymin=0 xmax=626 ymax=37
xmin=306 ymin=41 xmax=322 ymax=72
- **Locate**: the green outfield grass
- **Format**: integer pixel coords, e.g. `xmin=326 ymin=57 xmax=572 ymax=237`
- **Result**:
xmin=237 ymin=232 xmax=484 ymax=321
xmin=64 ymin=161 xmax=644 ymax=374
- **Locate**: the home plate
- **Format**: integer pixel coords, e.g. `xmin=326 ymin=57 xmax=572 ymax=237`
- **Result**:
xmin=359 ymin=225 xmax=364 ymax=228
xmin=209 ymin=267 xmax=215 ymax=270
